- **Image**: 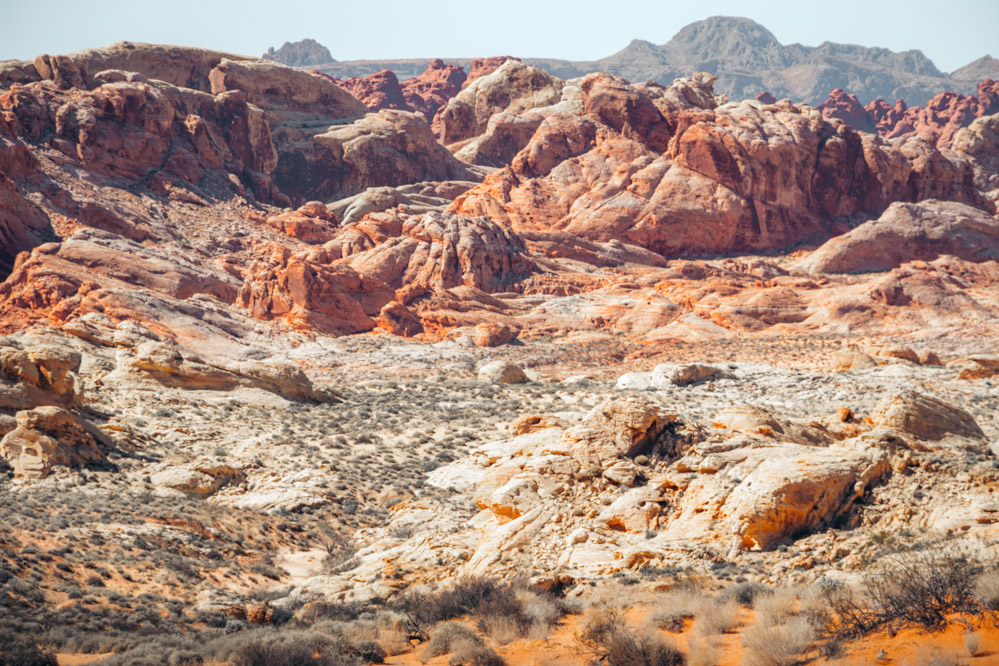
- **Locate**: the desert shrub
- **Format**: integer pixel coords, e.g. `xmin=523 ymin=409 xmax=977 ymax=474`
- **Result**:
xmin=404 ymin=577 xmax=512 ymax=626
xmin=723 ymin=581 xmax=767 ymax=606
xmin=685 ymin=634 xmax=721 ymax=666
xmin=823 ymin=547 xmax=987 ymax=637
xmin=446 ymin=641 xmax=505 ymax=666
xmin=217 ymin=626 xmax=377 ymax=666
xmin=424 ymin=622 xmax=483 ymax=658
xmin=403 ymin=577 xmax=567 ymax=642
xmin=694 ymin=599 xmax=741 ymax=636
xmin=973 ymin=568 xmax=999 ymax=610
xmin=741 ymin=616 xmax=815 ymax=666
xmin=0 ymin=638 xmax=58 ymax=666
xmin=649 ymin=610 xmax=690 ymax=633
xmin=753 ymin=588 xmax=798 ymax=627
xmin=579 ymin=610 xmax=686 ymax=666
xmin=864 ymin=547 xmax=983 ymax=632
xmin=480 ymin=614 xmax=521 ymax=645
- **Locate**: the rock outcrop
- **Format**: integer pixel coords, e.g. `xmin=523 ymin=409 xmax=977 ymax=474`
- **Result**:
xmin=869 ymin=390 xmax=986 ymax=447
xmin=797 ymin=200 xmax=999 ymax=274
xmin=0 ymin=406 xmax=109 ymax=478
xmin=453 ymin=71 xmax=986 ymax=259
xmin=336 ymin=69 xmax=411 ymax=113
xmin=820 ymin=79 xmax=999 ymax=148
xmin=436 ymin=60 xmax=565 ymax=146
xmin=263 ymin=39 xmax=334 ymax=67
xmin=338 ymin=60 xmax=467 ymax=129
xmin=477 ymin=360 xmax=528 ymax=384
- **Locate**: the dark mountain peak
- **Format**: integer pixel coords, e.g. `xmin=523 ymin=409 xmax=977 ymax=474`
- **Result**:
xmin=662 ymin=16 xmax=788 ymax=69
xmin=263 ymin=38 xmax=335 ymax=67
xmin=598 ymin=38 xmax=668 ymax=67
xmin=668 ymin=16 xmax=781 ymax=52
xmin=952 ymin=54 xmax=999 ymax=80
xmin=811 ymin=41 xmax=941 ymax=77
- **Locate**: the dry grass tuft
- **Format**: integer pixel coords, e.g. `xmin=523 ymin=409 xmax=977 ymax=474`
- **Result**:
xmin=741 ymin=616 xmax=814 ymax=666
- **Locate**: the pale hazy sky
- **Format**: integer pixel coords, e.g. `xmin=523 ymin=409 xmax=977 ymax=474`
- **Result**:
xmin=2 ymin=0 xmax=996 ymax=74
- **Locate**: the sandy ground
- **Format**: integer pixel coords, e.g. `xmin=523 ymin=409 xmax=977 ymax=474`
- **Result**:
xmin=384 ymin=610 xmax=999 ymax=665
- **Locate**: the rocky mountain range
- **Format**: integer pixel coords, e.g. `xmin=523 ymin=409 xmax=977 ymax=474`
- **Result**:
xmin=1 ymin=30 xmax=998 ymax=666
xmin=311 ymin=17 xmax=999 ymax=106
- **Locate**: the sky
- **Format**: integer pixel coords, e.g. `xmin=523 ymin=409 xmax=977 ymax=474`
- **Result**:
xmin=2 ymin=0 xmax=996 ymax=74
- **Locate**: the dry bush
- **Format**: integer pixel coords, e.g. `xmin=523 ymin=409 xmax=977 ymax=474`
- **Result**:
xmin=974 ymin=568 xmax=999 ymax=610
xmin=819 ymin=547 xmax=987 ymax=637
xmin=694 ymin=599 xmax=741 ymax=636
xmin=685 ymin=634 xmax=721 ymax=666
xmin=446 ymin=638 xmax=505 ymax=666
xmin=0 ymin=638 xmax=57 ymax=666
xmin=522 ymin=593 xmax=562 ymax=626
xmin=754 ymin=588 xmax=798 ymax=627
xmin=648 ymin=588 xmax=708 ymax=633
xmin=578 ymin=609 xmax=686 ymax=666
xmin=403 ymin=576 xmax=567 ymax=642
xmin=423 ymin=622 xmax=483 ymax=659
xmin=723 ymin=581 xmax=767 ymax=606
xmin=741 ymin=616 xmax=815 ymax=666
xmin=481 ymin=614 xmax=521 ymax=646
xmin=864 ymin=548 xmax=984 ymax=632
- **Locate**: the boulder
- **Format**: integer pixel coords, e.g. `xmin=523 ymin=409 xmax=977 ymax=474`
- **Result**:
xmin=713 ymin=404 xmax=835 ymax=446
xmin=831 ymin=350 xmax=878 ymax=372
xmin=0 ymin=406 xmax=108 ymax=478
xmin=264 ymin=202 xmax=339 ymax=244
xmin=650 ymin=363 xmax=726 ymax=387
xmin=208 ymin=58 xmax=366 ymax=119
xmin=472 ymin=323 xmax=514 ymax=347
xmin=151 ymin=462 xmax=246 ymax=496
xmin=615 ymin=372 xmax=652 ymax=391
xmin=797 ymin=200 xmax=999 ymax=274
xmin=597 ymin=486 xmax=665 ymax=532
xmin=477 ymin=360 xmax=528 ymax=384
xmin=565 ymin=398 xmax=676 ymax=467
xmin=869 ymin=391 xmax=985 ymax=445
xmin=337 ymin=69 xmax=410 ymax=113
xmin=376 ymin=301 xmax=424 ymax=337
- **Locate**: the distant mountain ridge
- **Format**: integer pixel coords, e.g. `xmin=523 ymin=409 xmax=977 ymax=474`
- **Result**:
xmin=313 ymin=17 xmax=998 ymax=106
xmin=263 ymin=38 xmax=335 ymax=67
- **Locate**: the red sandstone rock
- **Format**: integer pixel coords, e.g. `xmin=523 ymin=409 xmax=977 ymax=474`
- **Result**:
xmin=436 ymin=60 xmax=564 ymax=146
xmin=237 ymin=245 xmax=391 ymax=335
xmin=463 ymin=57 xmax=520 ymax=88
xmin=336 ymin=69 xmax=410 ymax=112
xmin=377 ymin=300 xmax=424 ymax=337
xmin=264 ymin=201 xmax=339 ymax=244
xmin=756 ymin=92 xmax=776 ymax=104
xmin=401 ymin=59 xmax=467 ymax=123
xmin=796 ymin=200 xmax=999 ymax=274
xmin=821 ymin=79 xmax=999 ymax=148
xmin=819 ymin=88 xmax=876 ymax=134
xmin=472 ymin=322 xmax=515 ymax=347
